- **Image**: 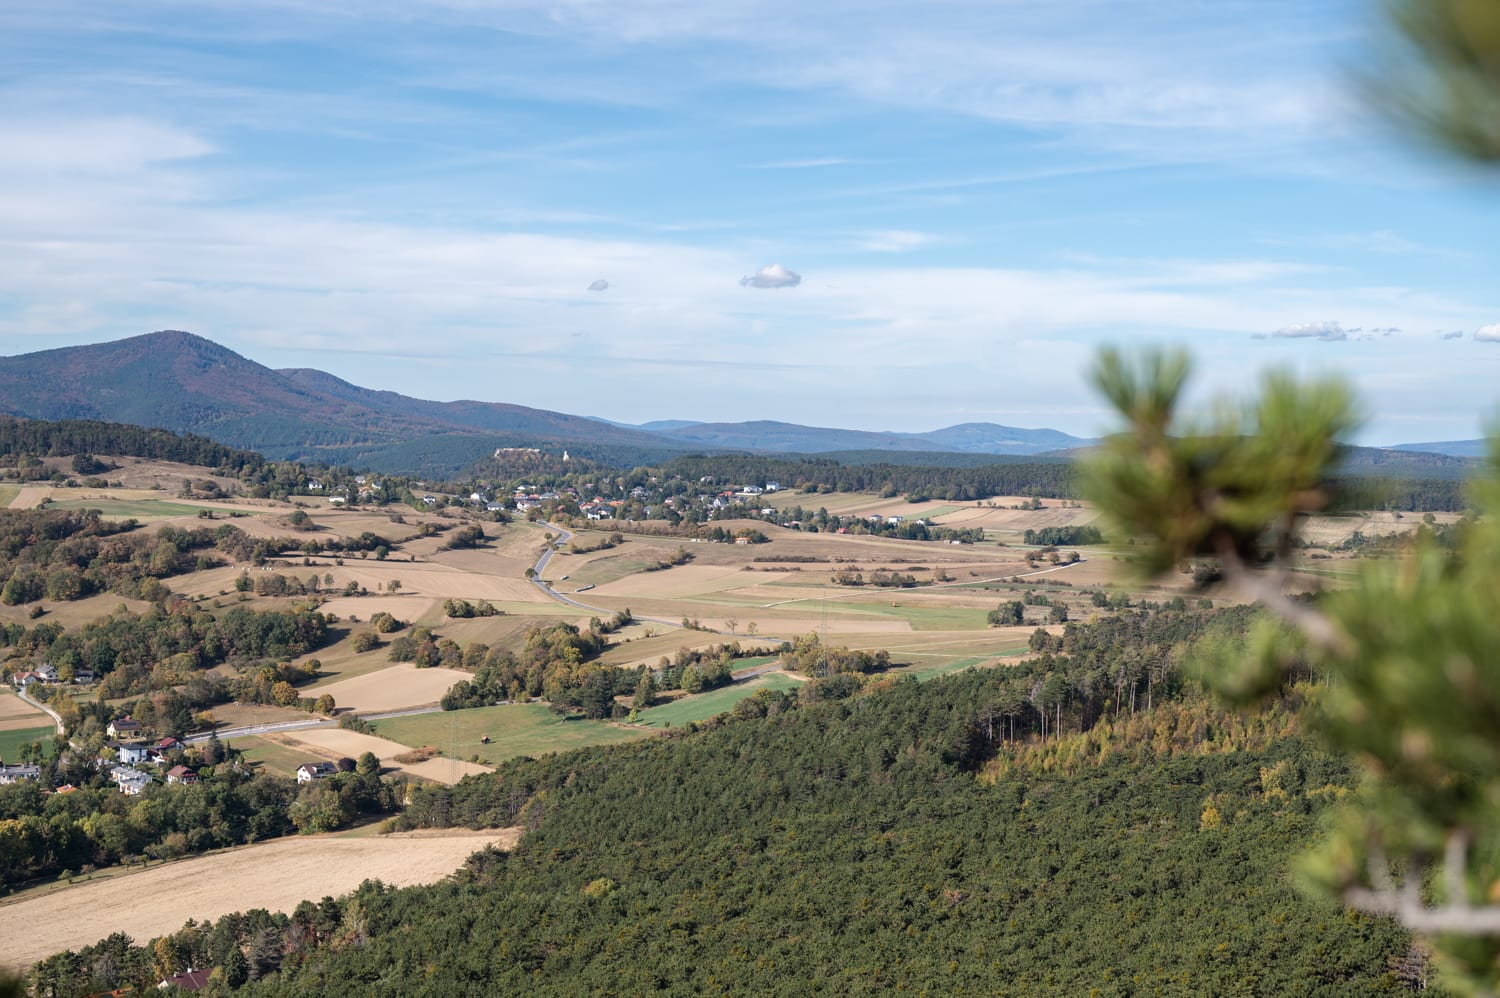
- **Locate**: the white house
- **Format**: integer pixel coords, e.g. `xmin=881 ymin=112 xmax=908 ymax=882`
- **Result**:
xmin=111 ymin=742 xmax=150 ymax=765
xmin=111 ymin=766 xmax=152 ymax=795
xmin=297 ymin=761 xmax=336 ymax=783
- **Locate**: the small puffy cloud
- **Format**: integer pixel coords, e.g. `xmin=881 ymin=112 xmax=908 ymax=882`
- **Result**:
xmin=740 ymin=263 xmax=802 ymax=289
xmin=1476 ymin=323 xmax=1500 ymax=342
xmin=1442 ymin=330 xmax=1464 ymax=340
xmin=1271 ymin=320 xmax=1348 ymax=342
xmin=587 ymin=279 xmax=609 ymax=292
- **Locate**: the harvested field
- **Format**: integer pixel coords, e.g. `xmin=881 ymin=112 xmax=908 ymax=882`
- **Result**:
xmin=600 ymin=564 xmax=761 ymax=598
xmin=0 ymin=592 xmax=152 ymax=631
xmin=0 ymin=827 xmax=517 ymax=969
xmin=0 ymin=691 xmax=50 ymax=728
xmin=309 ymin=663 xmax=470 ymax=713
xmin=319 ymin=558 xmax=554 ymax=605
xmin=255 ymin=727 xmax=491 ymax=783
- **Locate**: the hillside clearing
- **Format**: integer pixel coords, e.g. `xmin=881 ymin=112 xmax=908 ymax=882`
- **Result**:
xmin=374 ymin=703 xmax=652 ymax=765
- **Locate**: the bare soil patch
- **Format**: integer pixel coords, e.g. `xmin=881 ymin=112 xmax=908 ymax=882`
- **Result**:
xmin=0 ymin=691 xmax=49 ymax=726
xmin=0 ymin=827 xmax=516 ymax=969
xmin=309 ymin=663 xmax=470 ymax=713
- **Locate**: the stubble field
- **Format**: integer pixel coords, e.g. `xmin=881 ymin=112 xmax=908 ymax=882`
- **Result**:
xmin=0 ymin=827 xmax=517 ymax=969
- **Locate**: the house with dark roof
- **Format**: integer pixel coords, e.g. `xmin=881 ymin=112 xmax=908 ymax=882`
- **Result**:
xmin=158 ymin=967 xmax=213 ymax=991
xmin=296 ymin=761 xmax=336 ymax=783
xmin=0 ymin=764 xmax=40 ymax=784
xmin=166 ymin=765 xmax=198 ymax=786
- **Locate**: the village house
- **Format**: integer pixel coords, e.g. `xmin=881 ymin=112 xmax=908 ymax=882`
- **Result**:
xmin=166 ymin=765 xmax=198 ymax=786
xmin=107 ymin=716 xmax=142 ymax=739
xmin=158 ymin=968 xmax=213 ymax=991
xmin=0 ymin=764 xmax=40 ymax=784
xmin=296 ymin=761 xmax=336 ymax=783
xmin=109 ymin=742 xmax=151 ymax=765
xmin=111 ymin=766 xmax=151 ymax=795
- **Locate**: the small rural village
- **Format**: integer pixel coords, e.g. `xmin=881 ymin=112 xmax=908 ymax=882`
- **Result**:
xmin=0 ymin=388 xmax=1474 ymax=992
xmin=7 ymin=0 xmax=1500 ymax=994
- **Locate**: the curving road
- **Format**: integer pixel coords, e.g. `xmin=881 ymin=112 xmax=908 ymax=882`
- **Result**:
xmin=14 ymin=685 xmax=64 ymax=735
xmin=529 ymin=522 xmax=791 ymax=644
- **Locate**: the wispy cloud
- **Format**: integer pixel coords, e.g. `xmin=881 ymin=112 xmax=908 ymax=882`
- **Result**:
xmin=1271 ymin=320 xmax=1351 ymax=342
xmin=752 ymin=157 xmax=852 ymax=169
xmin=587 ymin=279 xmax=609 ymax=291
xmin=854 ymin=230 xmax=938 ymax=253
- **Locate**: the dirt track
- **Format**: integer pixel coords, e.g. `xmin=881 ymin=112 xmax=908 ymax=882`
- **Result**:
xmin=0 ymin=827 xmax=518 ymax=969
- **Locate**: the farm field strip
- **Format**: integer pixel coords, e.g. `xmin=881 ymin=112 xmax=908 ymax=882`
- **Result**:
xmin=636 ymin=673 xmax=803 ymax=729
xmin=0 ymin=726 xmax=56 ymax=762
xmin=374 ymin=703 xmax=651 ymax=766
xmin=308 ymin=663 xmax=469 ymax=713
xmin=254 ymin=728 xmax=491 ymax=783
xmin=0 ymin=827 xmax=517 ymax=969
xmin=0 ymin=691 xmax=50 ymax=725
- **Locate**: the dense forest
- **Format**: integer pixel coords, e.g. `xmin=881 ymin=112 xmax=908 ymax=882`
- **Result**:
xmin=0 ymin=418 xmax=265 ymax=475
xmin=27 ymin=606 xmax=1431 ymax=995
xmin=31 ymin=658 xmax=1424 ymax=995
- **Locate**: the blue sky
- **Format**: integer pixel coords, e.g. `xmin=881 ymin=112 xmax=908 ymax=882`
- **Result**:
xmin=2 ymin=0 xmax=1497 ymax=444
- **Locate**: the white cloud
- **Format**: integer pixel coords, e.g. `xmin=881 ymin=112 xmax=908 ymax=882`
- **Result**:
xmin=587 ymin=279 xmax=609 ymax=291
xmin=1476 ymin=324 xmax=1500 ymax=342
xmin=740 ymin=263 xmax=802 ymax=289
xmin=1271 ymin=320 xmax=1349 ymax=342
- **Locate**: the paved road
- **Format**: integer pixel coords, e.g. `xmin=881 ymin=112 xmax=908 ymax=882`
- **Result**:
xmin=529 ymin=522 xmax=796 ymax=645
xmin=182 ymin=718 xmax=332 ymax=744
xmin=14 ymin=685 xmax=63 ymax=735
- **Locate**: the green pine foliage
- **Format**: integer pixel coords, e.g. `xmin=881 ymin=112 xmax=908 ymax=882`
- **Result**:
xmin=29 ymin=666 xmax=1420 ymax=997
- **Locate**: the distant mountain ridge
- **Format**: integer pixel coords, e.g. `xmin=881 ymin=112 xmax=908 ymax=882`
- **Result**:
xmin=0 ymin=331 xmax=1473 ymax=476
xmin=645 ymin=419 xmax=1093 ymax=455
xmin=1389 ymin=439 xmax=1489 ymax=459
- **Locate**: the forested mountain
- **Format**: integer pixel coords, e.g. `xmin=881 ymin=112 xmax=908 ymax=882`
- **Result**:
xmin=0 ymin=332 xmax=677 ymax=470
xmin=1389 ymin=439 xmax=1488 ymax=458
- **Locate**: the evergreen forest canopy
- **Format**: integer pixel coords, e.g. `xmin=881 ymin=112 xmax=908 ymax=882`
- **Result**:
xmin=28 ymin=607 xmax=1429 ymax=996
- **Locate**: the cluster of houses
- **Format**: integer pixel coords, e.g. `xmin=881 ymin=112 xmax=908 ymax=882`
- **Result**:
xmin=303 ymin=474 xmax=386 ymax=505
xmin=13 ymin=663 xmax=95 ymax=688
xmin=103 ymin=718 xmax=197 ymax=795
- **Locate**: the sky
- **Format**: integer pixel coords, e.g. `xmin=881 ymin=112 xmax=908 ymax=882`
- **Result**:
xmin=1 ymin=1 xmax=1498 ymax=445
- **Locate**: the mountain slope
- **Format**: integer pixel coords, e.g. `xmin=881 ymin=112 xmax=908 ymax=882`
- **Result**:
xmin=0 ymin=331 xmax=681 ymax=467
